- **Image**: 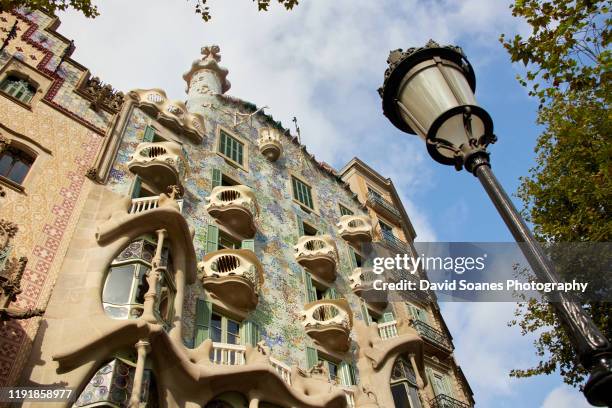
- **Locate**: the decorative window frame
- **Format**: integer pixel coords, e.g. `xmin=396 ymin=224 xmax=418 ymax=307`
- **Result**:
xmin=289 ymin=172 xmax=319 ymax=214
xmin=0 ymin=125 xmax=50 ymax=194
xmin=215 ymin=125 xmax=249 ymax=172
xmin=0 ymin=57 xmax=52 ymax=110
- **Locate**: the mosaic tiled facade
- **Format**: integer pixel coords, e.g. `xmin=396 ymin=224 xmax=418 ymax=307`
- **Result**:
xmin=0 ymin=9 xmax=474 ymax=408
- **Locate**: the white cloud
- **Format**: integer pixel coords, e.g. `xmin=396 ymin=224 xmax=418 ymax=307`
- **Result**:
xmin=541 ymin=385 xmax=593 ymax=408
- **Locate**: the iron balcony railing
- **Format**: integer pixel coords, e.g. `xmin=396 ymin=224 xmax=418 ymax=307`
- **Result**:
xmin=430 ymin=394 xmax=471 ymax=408
xmin=380 ymin=230 xmax=409 ymax=253
xmin=411 ymin=319 xmax=453 ymax=351
xmin=367 ymin=191 xmax=401 ymax=219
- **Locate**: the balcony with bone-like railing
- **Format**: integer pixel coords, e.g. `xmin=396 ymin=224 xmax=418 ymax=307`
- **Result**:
xmin=129 ymin=195 xmax=184 ymax=214
xmin=206 ymin=341 xmax=356 ymax=407
xmin=198 ymin=249 xmax=263 ymax=315
xmin=294 ymin=235 xmax=339 ymax=283
xmin=430 ymin=394 xmax=472 ymax=408
xmin=205 ymin=185 xmax=258 ymax=238
xmin=127 ymin=141 xmax=186 ymax=192
xmin=349 ymin=267 xmax=388 ymax=313
xmin=301 ymin=298 xmax=352 ymax=352
xmin=258 ymin=127 xmax=283 ymax=162
xmin=337 ymin=215 xmax=373 ymax=247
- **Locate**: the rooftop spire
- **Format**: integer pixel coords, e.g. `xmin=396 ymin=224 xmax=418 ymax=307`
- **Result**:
xmin=183 ymin=45 xmax=231 ymax=112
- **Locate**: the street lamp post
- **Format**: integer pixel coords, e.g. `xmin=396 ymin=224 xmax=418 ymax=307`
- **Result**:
xmin=378 ymin=40 xmax=612 ymax=406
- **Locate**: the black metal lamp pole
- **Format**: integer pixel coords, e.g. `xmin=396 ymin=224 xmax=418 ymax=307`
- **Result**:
xmin=378 ymin=40 xmax=612 ymax=406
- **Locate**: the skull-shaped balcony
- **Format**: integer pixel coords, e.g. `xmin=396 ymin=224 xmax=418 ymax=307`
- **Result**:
xmin=258 ymin=127 xmax=283 ymax=161
xmin=199 ymin=249 xmax=263 ymax=315
xmin=127 ymin=141 xmax=185 ymax=192
xmin=301 ymin=299 xmax=353 ymax=352
xmin=205 ymin=185 xmax=258 ymax=238
xmin=337 ymin=215 xmax=373 ymax=248
xmin=349 ymin=267 xmax=388 ymax=313
xmin=294 ymin=235 xmax=338 ymax=283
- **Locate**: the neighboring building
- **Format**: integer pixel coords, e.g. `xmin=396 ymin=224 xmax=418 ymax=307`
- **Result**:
xmin=0 ymin=9 xmax=473 ymax=408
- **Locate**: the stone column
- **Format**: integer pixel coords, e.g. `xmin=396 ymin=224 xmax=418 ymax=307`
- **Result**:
xmin=142 ymin=229 xmax=166 ymax=323
xmin=129 ymin=339 xmax=151 ymax=408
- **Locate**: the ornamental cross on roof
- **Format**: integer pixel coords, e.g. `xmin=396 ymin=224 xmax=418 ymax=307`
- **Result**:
xmin=201 ymin=45 xmax=221 ymax=62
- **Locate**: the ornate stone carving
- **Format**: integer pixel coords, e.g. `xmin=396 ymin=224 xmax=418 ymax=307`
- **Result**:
xmin=201 ymin=45 xmax=221 ymax=62
xmin=0 ymin=134 xmax=10 ymax=154
xmin=0 ymin=219 xmax=18 ymax=252
xmin=0 ymin=256 xmax=45 ymax=321
xmin=80 ymin=76 xmax=125 ymax=113
xmin=183 ymin=44 xmax=231 ymax=94
xmin=85 ymin=167 xmax=98 ymax=180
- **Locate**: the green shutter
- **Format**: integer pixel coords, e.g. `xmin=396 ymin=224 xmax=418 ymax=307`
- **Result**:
xmin=206 ymin=225 xmax=219 ymax=254
xmin=339 ymin=361 xmax=356 ymax=386
xmin=212 ymin=168 xmax=222 ymax=188
xmin=324 ymin=287 xmax=338 ymax=300
xmin=241 ymin=239 xmax=255 ymax=252
xmin=443 ymin=373 xmax=454 ymax=397
xmin=382 ymin=312 xmax=395 ymax=323
xmin=360 ymin=301 xmax=372 ymax=325
xmin=348 ymin=247 xmax=358 ymax=269
xmin=143 ymin=125 xmax=156 ymax=142
xmin=306 ymin=346 xmax=318 ymax=369
xmin=304 ymin=271 xmax=317 ymax=303
xmin=131 ymin=177 xmax=142 ymax=198
xmin=407 ymin=304 xmax=428 ymax=323
xmin=194 ymin=299 xmax=212 ymax=347
xmin=296 ymin=213 xmax=305 ymax=237
xmin=240 ymin=321 xmax=260 ymax=346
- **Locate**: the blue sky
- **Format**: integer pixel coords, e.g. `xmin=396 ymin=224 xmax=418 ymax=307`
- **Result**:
xmin=57 ymin=1 xmax=593 ymax=406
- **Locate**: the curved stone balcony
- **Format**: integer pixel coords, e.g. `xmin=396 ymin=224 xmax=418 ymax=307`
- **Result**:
xmin=128 ymin=141 xmax=185 ymax=192
xmin=258 ymin=127 xmax=283 ymax=161
xmin=294 ymin=235 xmax=338 ymax=283
xmin=205 ymin=185 xmax=258 ymax=238
xmin=301 ymin=299 xmax=353 ymax=352
xmin=349 ymin=267 xmax=387 ymax=312
xmin=199 ymin=249 xmax=263 ymax=314
xmin=337 ymin=215 xmax=373 ymax=247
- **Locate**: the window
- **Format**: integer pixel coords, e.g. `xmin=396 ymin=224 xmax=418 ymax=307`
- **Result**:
xmin=221 ymin=174 xmax=239 ymax=187
xmin=0 ymin=146 xmax=34 ymax=185
xmin=0 ymin=75 xmax=36 ymax=104
xmin=218 ymin=230 xmax=241 ymax=250
xmin=219 ymin=129 xmax=244 ymax=165
xmin=210 ymin=312 xmax=241 ymax=344
xmin=103 ymin=235 xmax=175 ymax=322
xmin=318 ymin=357 xmax=339 ymax=383
xmin=292 ymin=176 xmax=314 ymax=210
xmin=339 ymin=204 xmax=354 ymax=216
xmin=391 ymin=358 xmax=422 ymax=408
xmin=368 ymin=187 xmax=383 ymax=200
xmin=427 ymin=368 xmax=454 ymax=398
xmin=379 ymin=220 xmax=394 ymax=236
xmin=303 ymin=221 xmax=318 ymax=236
xmin=406 ymin=303 xmax=429 ymax=323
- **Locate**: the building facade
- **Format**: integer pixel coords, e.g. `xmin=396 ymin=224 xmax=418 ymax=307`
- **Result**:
xmin=0 ymin=9 xmax=473 ymax=408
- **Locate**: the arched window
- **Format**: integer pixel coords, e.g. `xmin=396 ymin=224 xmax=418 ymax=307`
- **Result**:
xmin=102 ymin=234 xmax=175 ymax=324
xmin=0 ymin=145 xmax=34 ymax=185
xmin=390 ymin=358 xmax=422 ymax=408
xmin=0 ymin=75 xmax=36 ymax=104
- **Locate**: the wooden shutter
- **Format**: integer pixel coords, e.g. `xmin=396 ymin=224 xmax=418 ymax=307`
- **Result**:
xmin=211 ymin=168 xmax=222 ymax=188
xmin=360 ymin=301 xmax=372 ymax=325
xmin=442 ymin=374 xmax=454 ymax=397
xmin=306 ymin=346 xmax=318 ymax=369
xmin=240 ymin=321 xmax=260 ymax=346
xmin=296 ymin=213 xmax=305 ymax=238
xmin=338 ymin=361 xmax=356 ymax=386
xmin=194 ymin=299 xmax=212 ymax=347
xmin=143 ymin=125 xmax=156 ymax=142
xmin=382 ymin=311 xmax=395 ymax=323
xmin=241 ymin=239 xmax=255 ymax=252
xmin=131 ymin=177 xmax=142 ymax=198
xmin=206 ymin=225 xmax=219 ymax=254
xmin=348 ymin=247 xmax=358 ymax=270
xmin=304 ymin=271 xmax=317 ymax=303
xmin=407 ymin=303 xmax=428 ymax=323
xmin=324 ymin=287 xmax=338 ymax=300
